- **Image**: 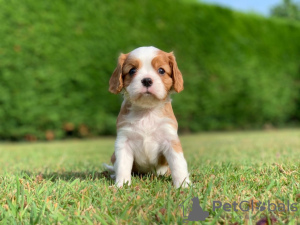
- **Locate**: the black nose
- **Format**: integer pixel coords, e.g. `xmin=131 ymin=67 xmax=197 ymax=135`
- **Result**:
xmin=141 ymin=78 xmax=153 ymax=87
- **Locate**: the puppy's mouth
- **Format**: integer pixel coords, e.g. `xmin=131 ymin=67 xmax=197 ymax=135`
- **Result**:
xmin=135 ymin=90 xmax=158 ymax=101
xmin=143 ymin=90 xmax=153 ymax=95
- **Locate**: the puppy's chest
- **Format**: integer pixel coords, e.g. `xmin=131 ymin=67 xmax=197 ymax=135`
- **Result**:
xmin=120 ymin=110 xmax=177 ymax=164
xmin=125 ymin=111 xmax=173 ymax=141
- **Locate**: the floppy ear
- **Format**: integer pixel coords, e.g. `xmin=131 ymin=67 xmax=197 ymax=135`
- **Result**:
xmin=109 ymin=53 xmax=128 ymax=94
xmin=168 ymin=52 xmax=183 ymax=93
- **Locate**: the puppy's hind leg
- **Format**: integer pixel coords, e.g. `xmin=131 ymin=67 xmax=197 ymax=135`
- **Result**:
xmin=156 ymin=165 xmax=171 ymax=176
xmin=156 ymin=154 xmax=171 ymax=176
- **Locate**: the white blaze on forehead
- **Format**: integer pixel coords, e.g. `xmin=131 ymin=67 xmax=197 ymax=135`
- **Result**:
xmin=129 ymin=46 xmax=159 ymax=69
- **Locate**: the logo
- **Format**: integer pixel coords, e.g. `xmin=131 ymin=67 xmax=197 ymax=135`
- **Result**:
xmin=179 ymin=197 xmax=209 ymax=223
xmin=179 ymin=198 xmax=298 ymax=222
xmin=212 ymin=200 xmax=298 ymax=212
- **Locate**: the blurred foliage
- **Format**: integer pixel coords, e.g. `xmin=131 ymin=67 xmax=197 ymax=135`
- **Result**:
xmin=271 ymin=0 xmax=300 ymax=21
xmin=0 ymin=0 xmax=300 ymax=140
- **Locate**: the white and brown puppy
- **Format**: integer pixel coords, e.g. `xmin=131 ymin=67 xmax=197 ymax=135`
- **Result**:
xmin=105 ymin=46 xmax=190 ymax=188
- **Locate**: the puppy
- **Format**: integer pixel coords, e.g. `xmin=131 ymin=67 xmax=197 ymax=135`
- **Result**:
xmin=105 ymin=46 xmax=190 ymax=188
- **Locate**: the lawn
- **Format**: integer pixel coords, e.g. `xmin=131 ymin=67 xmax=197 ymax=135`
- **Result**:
xmin=0 ymin=129 xmax=299 ymax=224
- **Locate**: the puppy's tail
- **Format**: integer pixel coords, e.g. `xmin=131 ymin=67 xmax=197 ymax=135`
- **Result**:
xmin=102 ymin=163 xmax=115 ymax=172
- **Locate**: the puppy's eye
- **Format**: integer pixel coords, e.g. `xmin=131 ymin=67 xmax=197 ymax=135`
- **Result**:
xmin=129 ymin=68 xmax=137 ymax=76
xmin=158 ymin=68 xmax=165 ymax=75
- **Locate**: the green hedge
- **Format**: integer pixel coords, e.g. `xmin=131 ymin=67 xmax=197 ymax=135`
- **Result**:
xmin=0 ymin=0 xmax=299 ymax=140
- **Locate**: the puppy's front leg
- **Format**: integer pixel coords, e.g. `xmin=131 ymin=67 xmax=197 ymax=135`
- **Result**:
xmin=164 ymin=141 xmax=190 ymax=188
xmin=114 ymin=137 xmax=134 ymax=187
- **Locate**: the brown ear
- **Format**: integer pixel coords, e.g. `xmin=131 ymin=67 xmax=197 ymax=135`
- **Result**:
xmin=168 ymin=52 xmax=183 ymax=93
xmin=109 ymin=53 xmax=129 ymax=94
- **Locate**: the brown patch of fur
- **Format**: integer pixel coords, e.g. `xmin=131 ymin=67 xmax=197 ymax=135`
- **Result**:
xmin=172 ymin=140 xmax=183 ymax=153
xmin=109 ymin=53 xmax=129 ymax=94
xmin=151 ymin=50 xmax=183 ymax=93
xmin=151 ymin=51 xmax=173 ymax=93
xmin=158 ymin=154 xmax=168 ymax=166
xmin=123 ymin=57 xmax=142 ymax=88
xmin=162 ymin=102 xmax=178 ymax=129
xmin=151 ymin=52 xmax=172 ymax=75
xmin=168 ymin=52 xmax=184 ymax=93
xmin=162 ymin=102 xmax=183 ymax=153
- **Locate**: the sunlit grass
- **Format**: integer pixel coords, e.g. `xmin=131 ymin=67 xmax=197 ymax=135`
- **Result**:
xmin=0 ymin=129 xmax=299 ymax=224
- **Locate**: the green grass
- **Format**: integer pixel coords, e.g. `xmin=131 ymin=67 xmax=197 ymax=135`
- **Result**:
xmin=0 ymin=129 xmax=299 ymax=224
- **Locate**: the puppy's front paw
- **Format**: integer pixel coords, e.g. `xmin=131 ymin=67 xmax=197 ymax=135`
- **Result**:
xmin=174 ymin=177 xmax=191 ymax=188
xmin=115 ymin=177 xmax=131 ymax=188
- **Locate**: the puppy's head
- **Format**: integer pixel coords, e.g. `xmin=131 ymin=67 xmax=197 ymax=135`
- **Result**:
xmin=109 ymin=46 xmax=183 ymax=108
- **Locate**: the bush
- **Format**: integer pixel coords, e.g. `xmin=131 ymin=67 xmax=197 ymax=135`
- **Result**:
xmin=0 ymin=0 xmax=299 ymax=140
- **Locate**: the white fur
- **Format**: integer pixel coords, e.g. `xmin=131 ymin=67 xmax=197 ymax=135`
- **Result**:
xmin=107 ymin=46 xmax=190 ymax=188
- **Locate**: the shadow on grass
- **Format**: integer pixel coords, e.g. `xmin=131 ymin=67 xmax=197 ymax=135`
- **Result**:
xmin=21 ymin=170 xmax=172 ymax=184
xmin=22 ymin=170 xmax=171 ymax=185
xmin=21 ymin=170 xmax=113 ymax=183
xmin=43 ymin=170 xmax=113 ymax=182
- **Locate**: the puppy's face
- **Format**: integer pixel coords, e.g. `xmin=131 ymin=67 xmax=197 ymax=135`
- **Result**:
xmin=109 ymin=47 xmax=183 ymax=108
